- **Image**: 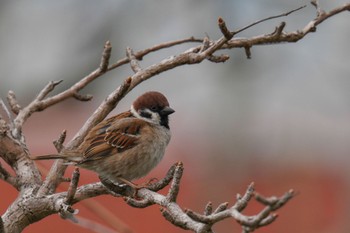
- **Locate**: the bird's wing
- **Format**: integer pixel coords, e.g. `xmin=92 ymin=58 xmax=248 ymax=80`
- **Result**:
xmin=81 ymin=113 xmax=146 ymax=162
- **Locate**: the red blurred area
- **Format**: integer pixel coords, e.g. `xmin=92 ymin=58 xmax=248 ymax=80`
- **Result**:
xmin=0 ymin=104 xmax=348 ymax=233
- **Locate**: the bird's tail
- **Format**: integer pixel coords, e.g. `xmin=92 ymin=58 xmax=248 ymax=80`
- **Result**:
xmin=30 ymin=154 xmax=66 ymax=160
xmin=30 ymin=153 xmax=82 ymax=162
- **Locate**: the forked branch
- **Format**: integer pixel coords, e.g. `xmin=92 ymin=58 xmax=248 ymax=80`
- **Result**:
xmin=97 ymin=163 xmax=295 ymax=233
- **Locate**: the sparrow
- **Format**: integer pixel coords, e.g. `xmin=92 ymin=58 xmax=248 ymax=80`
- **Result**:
xmin=31 ymin=91 xmax=175 ymax=187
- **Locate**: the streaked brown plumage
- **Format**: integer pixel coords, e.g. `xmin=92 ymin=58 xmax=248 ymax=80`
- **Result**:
xmin=31 ymin=91 xmax=175 ymax=184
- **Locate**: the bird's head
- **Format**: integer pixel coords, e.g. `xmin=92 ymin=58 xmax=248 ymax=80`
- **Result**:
xmin=131 ymin=91 xmax=175 ymax=128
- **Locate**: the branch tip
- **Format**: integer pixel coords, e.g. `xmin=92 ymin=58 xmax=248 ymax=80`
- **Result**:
xmin=166 ymin=161 xmax=184 ymax=202
xmin=199 ymin=36 xmax=210 ymax=53
xmin=186 ymin=209 xmax=211 ymax=224
xmin=146 ymin=163 xmax=177 ymax=191
xmin=99 ymin=40 xmax=112 ymax=72
xmin=204 ymin=202 xmax=213 ymax=215
xmin=105 ymin=40 xmax=111 ymax=48
xmin=218 ymin=17 xmax=234 ymax=40
xmin=259 ymin=214 xmax=278 ymax=227
xmin=213 ymin=202 xmax=229 ymax=214
xmin=244 ymin=46 xmax=252 ymax=59
xmin=64 ymin=168 xmax=80 ymax=205
xmin=36 ymin=80 xmax=63 ymax=101
xmin=7 ymin=90 xmax=21 ymax=115
xmin=0 ymin=98 xmax=12 ymax=122
xmin=126 ymin=46 xmax=142 ymax=73
xmin=233 ymin=5 xmax=306 ymax=35
xmin=274 ymin=22 xmax=286 ymax=36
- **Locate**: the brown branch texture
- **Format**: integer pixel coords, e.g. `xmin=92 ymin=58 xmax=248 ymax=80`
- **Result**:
xmin=0 ymin=2 xmax=348 ymax=233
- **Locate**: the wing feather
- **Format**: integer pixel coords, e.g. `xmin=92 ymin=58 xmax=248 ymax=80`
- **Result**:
xmin=80 ymin=112 xmax=146 ymax=162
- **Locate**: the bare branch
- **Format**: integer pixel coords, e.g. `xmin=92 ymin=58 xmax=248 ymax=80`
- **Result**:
xmin=53 ymin=129 xmax=67 ymax=152
xmin=255 ymin=189 xmax=295 ymax=211
xmin=218 ymin=17 xmax=234 ymax=40
xmin=0 ymin=99 xmax=12 ymax=122
xmin=310 ymin=3 xmax=350 ymax=28
xmin=1 ymin=2 xmax=348 ymax=232
xmin=166 ymin=161 xmax=183 ymax=202
xmin=99 ymin=41 xmax=112 ymax=72
xmin=126 ymin=47 xmax=142 ymax=73
xmin=244 ymin=45 xmax=252 ymax=59
xmin=233 ymin=5 xmax=307 ymax=35
xmin=59 ymin=168 xmax=80 ymax=222
xmin=234 ymin=182 xmax=255 ymax=211
xmin=36 ymin=80 xmax=63 ymax=101
xmin=6 ymin=91 xmax=21 ymax=115
xmin=146 ymin=162 xmax=177 ymax=191
xmin=64 ymin=168 xmax=80 ymax=205
xmin=224 ymin=3 xmax=350 ymax=50
xmin=199 ymin=36 xmax=210 ymax=53
xmin=36 ymin=76 xmax=133 ymax=196
xmin=12 ymin=41 xmax=114 ymax=137
xmin=108 ymin=37 xmax=203 ymax=71
xmin=97 ymin=163 xmax=294 ymax=233
xmin=204 ymin=202 xmax=213 ymax=216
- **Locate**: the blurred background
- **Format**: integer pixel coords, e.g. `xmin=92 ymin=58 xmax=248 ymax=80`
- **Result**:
xmin=1 ymin=0 xmax=350 ymax=232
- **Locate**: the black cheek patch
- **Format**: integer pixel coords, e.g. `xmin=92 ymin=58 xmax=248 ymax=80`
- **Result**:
xmin=140 ymin=110 xmax=152 ymax=119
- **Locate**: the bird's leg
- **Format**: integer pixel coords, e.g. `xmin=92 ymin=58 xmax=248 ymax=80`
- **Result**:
xmin=118 ymin=177 xmax=160 ymax=197
xmin=118 ymin=177 xmax=140 ymax=189
xmin=144 ymin=177 xmax=159 ymax=185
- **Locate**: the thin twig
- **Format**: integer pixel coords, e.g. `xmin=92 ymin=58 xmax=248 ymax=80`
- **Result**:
xmin=36 ymin=80 xmax=63 ymax=102
xmin=233 ymin=5 xmax=307 ymax=35
xmin=234 ymin=182 xmax=255 ymax=211
xmin=59 ymin=168 xmax=80 ymax=222
xmin=146 ymin=162 xmax=177 ymax=191
xmin=64 ymin=168 xmax=80 ymax=205
xmin=99 ymin=41 xmax=112 ymax=72
xmin=204 ymin=202 xmax=213 ymax=216
xmin=218 ymin=17 xmax=234 ymax=40
xmin=0 ymin=99 xmax=12 ymax=122
xmin=6 ymin=91 xmax=21 ymax=115
xmin=108 ymin=37 xmax=203 ymax=71
xmin=53 ymin=129 xmax=67 ymax=152
xmin=166 ymin=162 xmax=183 ymax=202
xmin=126 ymin=47 xmax=142 ymax=73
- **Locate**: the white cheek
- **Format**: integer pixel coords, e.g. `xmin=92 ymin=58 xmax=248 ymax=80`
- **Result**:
xmin=131 ymin=105 xmax=161 ymax=125
xmin=150 ymin=112 xmax=161 ymax=123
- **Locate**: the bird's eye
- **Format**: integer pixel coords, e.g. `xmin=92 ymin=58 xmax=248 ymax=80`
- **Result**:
xmin=151 ymin=106 xmax=158 ymax=111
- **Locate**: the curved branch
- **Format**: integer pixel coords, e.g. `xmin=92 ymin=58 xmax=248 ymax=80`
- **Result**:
xmin=98 ymin=163 xmax=295 ymax=233
xmin=12 ymin=41 xmax=112 ymax=138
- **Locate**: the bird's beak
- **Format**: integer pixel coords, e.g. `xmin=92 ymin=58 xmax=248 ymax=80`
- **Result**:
xmin=160 ymin=106 xmax=175 ymax=116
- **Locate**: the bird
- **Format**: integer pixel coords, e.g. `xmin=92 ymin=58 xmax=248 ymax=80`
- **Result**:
xmin=31 ymin=91 xmax=175 ymax=188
